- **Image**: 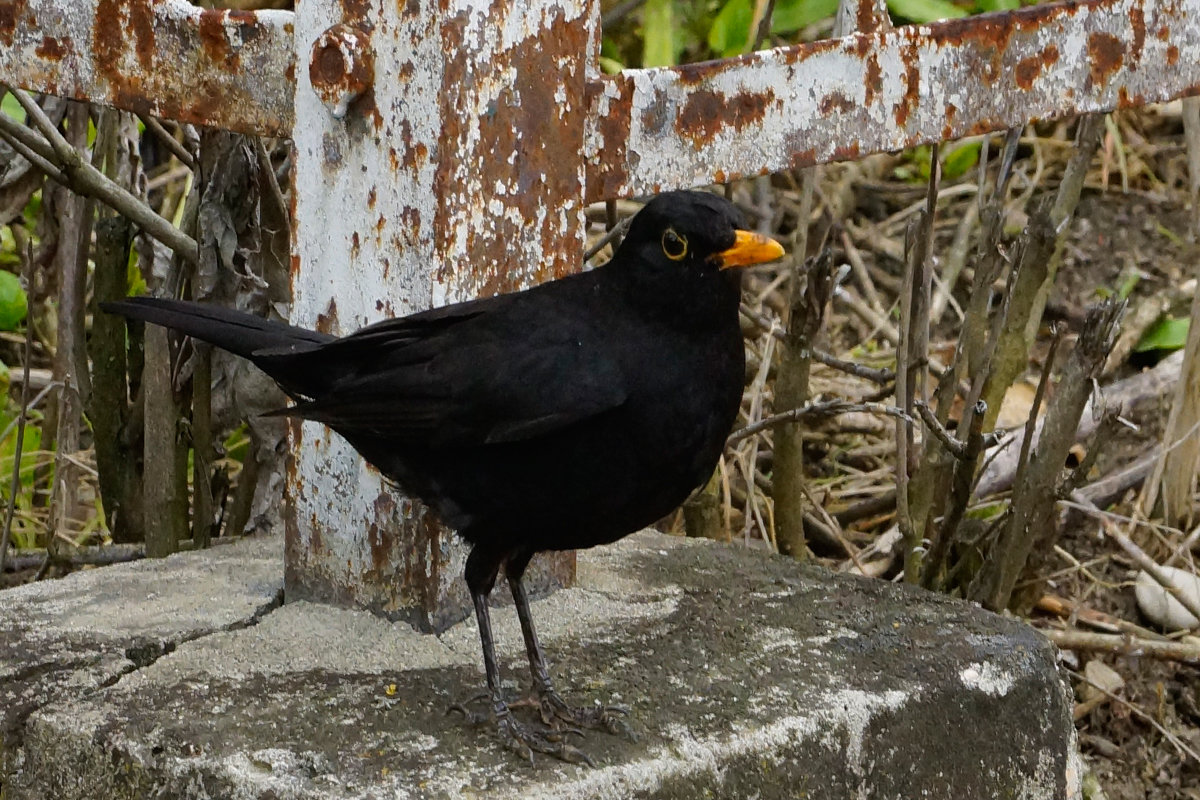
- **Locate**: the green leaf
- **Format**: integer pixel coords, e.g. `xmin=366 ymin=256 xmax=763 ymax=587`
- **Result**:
xmin=0 ymin=271 xmax=28 ymax=331
xmin=1135 ymin=316 xmax=1190 ymax=353
xmin=887 ymin=0 xmax=968 ymax=23
xmin=598 ymin=56 xmax=625 ymax=75
xmin=771 ymin=0 xmax=840 ymax=33
xmin=976 ymin=0 xmax=1020 ymax=10
xmin=1 ymin=91 xmax=25 ymax=124
xmin=942 ymin=141 xmax=981 ymax=180
xmin=709 ymin=0 xmax=752 ymax=58
xmin=642 ymin=0 xmax=677 ymax=67
xmin=126 ymin=247 xmax=147 ymax=297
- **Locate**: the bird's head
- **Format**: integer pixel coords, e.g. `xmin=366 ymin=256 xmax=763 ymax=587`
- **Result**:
xmin=617 ymin=191 xmax=785 ymax=278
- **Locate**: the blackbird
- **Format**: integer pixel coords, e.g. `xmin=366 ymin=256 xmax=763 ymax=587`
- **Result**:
xmin=102 ymin=190 xmax=784 ymax=764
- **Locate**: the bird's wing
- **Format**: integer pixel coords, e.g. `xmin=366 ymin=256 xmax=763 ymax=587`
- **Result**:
xmin=274 ymin=320 xmax=629 ymax=448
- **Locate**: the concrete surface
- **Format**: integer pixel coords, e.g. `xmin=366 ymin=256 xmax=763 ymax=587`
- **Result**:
xmin=1 ymin=532 xmax=1081 ymax=799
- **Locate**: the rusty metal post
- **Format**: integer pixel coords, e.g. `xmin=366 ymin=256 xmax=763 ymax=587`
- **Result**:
xmin=287 ymin=0 xmax=597 ymax=631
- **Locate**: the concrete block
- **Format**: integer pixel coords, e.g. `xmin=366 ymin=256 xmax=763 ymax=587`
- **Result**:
xmin=1 ymin=532 xmax=1080 ymax=799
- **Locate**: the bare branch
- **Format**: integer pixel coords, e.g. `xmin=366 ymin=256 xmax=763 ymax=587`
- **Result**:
xmin=0 ymin=86 xmax=199 ymax=265
xmin=727 ymin=399 xmax=911 ymax=447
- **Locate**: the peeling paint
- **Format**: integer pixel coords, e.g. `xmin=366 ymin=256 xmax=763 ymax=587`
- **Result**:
xmin=4 ymin=0 xmax=1196 ymax=198
xmin=0 ymin=0 xmax=293 ymax=136
xmin=286 ymin=0 xmax=589 ymax=630
xmin=583 ymin=0 xmax=1200 ymax=200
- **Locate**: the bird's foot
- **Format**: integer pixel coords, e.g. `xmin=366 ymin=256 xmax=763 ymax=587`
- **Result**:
xmin=523 ymin=688 xmax=634 ymax=739
xmin=448 ymin=694 xmax=595 ymax=766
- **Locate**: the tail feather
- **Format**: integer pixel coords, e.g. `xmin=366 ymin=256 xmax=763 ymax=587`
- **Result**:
xmin=100 ymin=297 xmax=333 ymax=361
xmin=101 ymin=297 xmax=339 ymax=398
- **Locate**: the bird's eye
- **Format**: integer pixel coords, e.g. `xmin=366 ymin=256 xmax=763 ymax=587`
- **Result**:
xmin=661 ymin=229 xmax=688 ymax=260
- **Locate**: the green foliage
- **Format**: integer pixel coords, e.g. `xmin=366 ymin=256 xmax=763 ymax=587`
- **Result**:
xmin=1135 ymin=316 xmax=1190 ymax=354
xmin=709 ymin=0 xmax=838 ymax=58
xmin=224 ymin=424 xmax=251 ymax=465
xmin=642 ymin=0 xmax=679 ymax=66
xmin=887 ymin=0 xmax=968 ymax=23
xmin=0 ymin=271 xmax=28 ymax=331
xmin=0 ymin=401 xmax=47 ymax=550
xmin=127 ymin=244 xmax=148 ymax=297
xmin=1 ymin=91 xmax=25 ymax=123
xmin=0 ymin=226 xmax=17 ymax=269
xmin=598 ymin=55 xmax=626 ymax=74
xmin=893 ymin=141 xmax=980 ymax=182
xmin=942 ymin=141 xmax=981 ymax=180
xmin=1094 ymin=270 xmax=1141 ymax=303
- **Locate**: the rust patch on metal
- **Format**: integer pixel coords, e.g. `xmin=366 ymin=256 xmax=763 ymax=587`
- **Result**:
xmin=832 ymin=142 xmax=861 ymax=162
xmin=340 ymin=0 xmax=372 ymax=20
xmin=0 ymin=0 xmax=28 ymax=47
xmin=820 ymin=91 xmax=855 ymax=116
xmin=400 ymin=206 xmax=420 ymax=239
xmin=309 ymin=23 xmax=375 ymax=119
xmin=1117 ymin=86 xmax=1146 ymax=108
xmin=228 ymin=9 xmax=256 ymax=27
xmin=675 ymin=51 xmax=755 ymax=86
xmin=366 ymin=492 xmax=397 ymax=580
xmin=675 ymin=89 xmax=773 ymax=149
xmin=1131 ymin=3 xmax=1145 ymax=63
xmin=1087 ymin=31 xmax=1125 ymax=87
xmin=35 ymin=35 xmax=65 ymax=61
xmin=130 ymin=0 xmax=155 ymax=69
xmin=1167 ymin=44 xmax=1179 ymax=65
xmin=315 ymin=298 xmax=339 ymax=336
xmin=864 ymin=52 xmax=882 ymax=106
xmin=893 ymin=42 xmax=920 ymax=127
xmin=1014 ymin=44 xmax=1059 ymax=90
xmin=584 ymin=75 xmax=634 ymax=203
xmin=857 ymin=0 xmax=884 ymax=35
xmin=435 ymin=5 xmax=589 ymax=296
xmin=785 ymin=138 xmax=818 ymax=169
xmin=198 ymin=8 xmax=237 ymax=69
xmin=943 ymin=102 xmax=958 ymax=139
xmin=930 ymin=12 xmax=1015 ymax=51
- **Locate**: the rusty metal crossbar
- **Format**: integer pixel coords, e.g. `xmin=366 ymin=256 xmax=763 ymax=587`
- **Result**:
xmin=3 ymin=0 xmax=1197 ymax=200
xmin=0 ymin=0 xmax=294 ymax=136
xmin=585 ymin=0 xmax=1200 ymax=199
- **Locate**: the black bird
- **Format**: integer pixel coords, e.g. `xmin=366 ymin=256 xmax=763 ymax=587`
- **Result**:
xmin=103 ymin=190 xmax=784 ymax=763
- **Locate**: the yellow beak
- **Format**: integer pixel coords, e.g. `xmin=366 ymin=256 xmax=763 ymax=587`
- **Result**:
xmin=714 ymin=230 xmax=786 ymax=269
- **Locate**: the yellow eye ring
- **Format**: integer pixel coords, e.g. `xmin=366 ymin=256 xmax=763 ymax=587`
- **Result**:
xmin=661 ymin=229 xmax=688 ymax=260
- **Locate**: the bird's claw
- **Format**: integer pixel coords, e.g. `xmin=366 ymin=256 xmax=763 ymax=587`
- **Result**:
xmin=537 ymin=689 xmax=636 ymax=740
xmin=449 ymin=692 xmax=598 ymax=767
xmin=446 ymin=691 xmax=492 ymax=723
xmin=497 ymin=713 xmax=596 ymax=767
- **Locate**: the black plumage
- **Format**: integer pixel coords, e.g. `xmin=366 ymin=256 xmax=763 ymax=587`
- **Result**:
xmin=102 ymin=190 xmax=784 ymax=763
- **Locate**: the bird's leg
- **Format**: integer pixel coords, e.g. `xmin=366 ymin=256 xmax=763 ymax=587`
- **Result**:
xmin=506 ymin=553 xmax=632 ymax=738
xmin=449 ymin=546 xmax=594 ymax=766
